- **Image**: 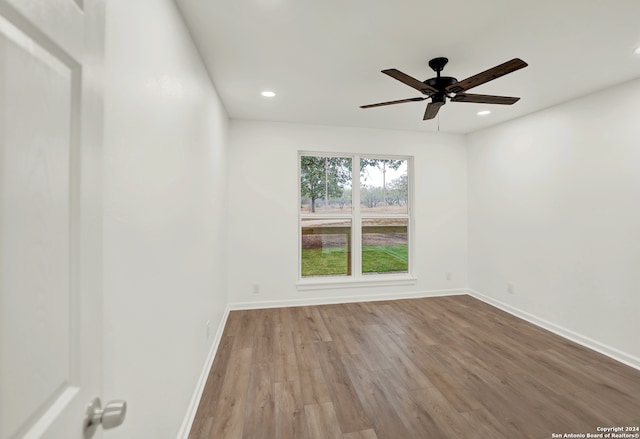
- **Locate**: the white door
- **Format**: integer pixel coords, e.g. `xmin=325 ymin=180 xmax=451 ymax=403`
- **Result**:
xmin=0 ymin=0 xmax=110 ymax=438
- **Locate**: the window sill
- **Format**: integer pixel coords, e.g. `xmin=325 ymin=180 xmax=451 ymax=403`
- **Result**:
xmin=296 ymin=275 xmax=417 ymax=291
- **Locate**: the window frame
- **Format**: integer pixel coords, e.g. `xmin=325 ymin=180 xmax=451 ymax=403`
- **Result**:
xmin=297 ymin=151 xmax=415 ymax=288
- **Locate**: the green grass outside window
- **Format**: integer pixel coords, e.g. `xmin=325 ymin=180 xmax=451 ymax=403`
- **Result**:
xmin=301 ymin=245 xmax=408 ymax=277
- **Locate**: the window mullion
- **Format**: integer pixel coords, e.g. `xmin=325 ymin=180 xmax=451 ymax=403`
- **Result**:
xmin=352 ymin=154 xmax=362 ymax=278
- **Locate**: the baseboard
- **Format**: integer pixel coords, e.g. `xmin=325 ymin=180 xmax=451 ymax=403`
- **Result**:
xmin=176 ymin=306 xmax=231 ymax=439
xmin=229 ymin=288 xmax=468 ymax=310
xmin=467 ymin=289 xmax=640 ymax=371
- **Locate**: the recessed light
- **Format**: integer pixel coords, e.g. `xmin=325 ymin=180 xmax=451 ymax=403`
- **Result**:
xmin=477 ymin=110 xmax=491 ymax=116
xmin=261 ymin=91 xmax=276 ymax=97
xmin=634 ymin=47 xmax=640 ymax=55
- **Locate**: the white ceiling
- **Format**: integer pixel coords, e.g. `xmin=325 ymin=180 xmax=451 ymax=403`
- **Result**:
xmin=177 ymin=0 xmax=640 ymax=134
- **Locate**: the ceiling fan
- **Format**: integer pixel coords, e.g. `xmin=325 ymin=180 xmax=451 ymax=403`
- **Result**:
xmin=361 ymin=57 xmax=528 ymax=120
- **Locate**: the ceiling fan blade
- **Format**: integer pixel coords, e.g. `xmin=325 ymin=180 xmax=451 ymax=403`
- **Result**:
xmin=446 ymin=58 xmax=528 ymax=94
xmin=382 ymin=69 xmax=438 ymax=95
xmin=360 ymin=97 xmax=427 ymax=109
xmin=451 ymin=93 xmax=520 ymax=105
xmin=423 ymin=101 xmax=444 ymax=120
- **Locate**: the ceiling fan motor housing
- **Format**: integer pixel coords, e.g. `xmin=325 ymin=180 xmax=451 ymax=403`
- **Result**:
xmin=424 ymin=76 xmax=458 ymax=94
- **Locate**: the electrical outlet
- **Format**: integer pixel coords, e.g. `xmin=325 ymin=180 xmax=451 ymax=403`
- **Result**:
xmin=205 ymin=320 xmax=210 ymax=339
xmin=445 ymin=272 xmax=452 ymax=280
xmin=252 ymin=284 xmax=260 ymax=294
xmin=507 ymin=282 xmax=514 ymax=294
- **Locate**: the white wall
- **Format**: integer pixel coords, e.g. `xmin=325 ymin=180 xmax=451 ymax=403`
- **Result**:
xmin=103 ymin=1 xmax=228 ymax=437
xmin=227 ymin=121 xmax=468 ymax=305
xmin=468 ymin=77 xmax=640 ymax=363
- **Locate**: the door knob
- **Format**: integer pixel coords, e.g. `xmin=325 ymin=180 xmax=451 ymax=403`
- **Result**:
xmin=84 ymin=397 xmax=127 ymax=438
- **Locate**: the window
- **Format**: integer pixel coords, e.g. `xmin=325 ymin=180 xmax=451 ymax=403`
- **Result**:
xmin=300 ymin=153 xmax=410 ymax=280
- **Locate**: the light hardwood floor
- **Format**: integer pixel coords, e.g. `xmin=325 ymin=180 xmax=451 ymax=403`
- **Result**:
xmin=189 ymin=295 xmax=640 ymax=439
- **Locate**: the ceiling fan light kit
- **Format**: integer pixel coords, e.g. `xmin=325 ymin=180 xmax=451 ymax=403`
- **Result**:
xmin=361 ymin=57 xmax=528 ymax=120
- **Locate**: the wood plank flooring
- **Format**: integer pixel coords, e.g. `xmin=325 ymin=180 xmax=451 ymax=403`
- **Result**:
xmin=189 ymin=295 xmax=640 ymax=439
